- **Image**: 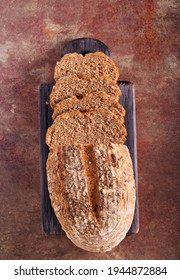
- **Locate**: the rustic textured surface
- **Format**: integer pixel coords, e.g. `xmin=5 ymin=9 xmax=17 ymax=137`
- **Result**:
xmin=0 ymin=0 xmax=179 ymax=259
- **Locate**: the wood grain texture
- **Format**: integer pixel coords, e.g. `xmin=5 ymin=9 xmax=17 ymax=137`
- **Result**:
xmin=61 ymin=38 xmax=111 ymax=57
xmin=119 ymin=82 xmax=139 ymax=234
xmin=39 ymin=38 xmax=139 ymax=236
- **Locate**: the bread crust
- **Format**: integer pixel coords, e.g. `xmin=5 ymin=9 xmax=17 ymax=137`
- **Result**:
xmin=46 ymin=143 xmax=135 ymax=252
xmin=54 ymin=52 xmax=119 ymax=81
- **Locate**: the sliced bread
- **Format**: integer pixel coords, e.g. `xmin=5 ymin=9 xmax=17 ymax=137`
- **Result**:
xmin=50 ymin=73 xmax=121 ymax=108
xmin=46 ymin=109 xmax=127 ymax=149
xmin=54 ymin=52 xmax=119 ymax=82
xmin=52 ymin=92 xmax=125 ymax=121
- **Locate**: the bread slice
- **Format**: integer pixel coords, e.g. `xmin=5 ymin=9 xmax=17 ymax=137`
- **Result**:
xmin=52 ymin=92 xmax=125 ymax=121
xmin=46 ymin=109 xmax=127 ymax=149
xmin=54 ymin=52 xmax=119 ymax=82
xmin=50 ymin=73 xmax=121 ymax=108
xmin=46 ymin=143 xmax=135 ymax=252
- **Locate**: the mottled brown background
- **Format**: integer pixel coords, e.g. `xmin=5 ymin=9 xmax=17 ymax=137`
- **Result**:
xmin=0 ymin=0 xmax=179 ymax=260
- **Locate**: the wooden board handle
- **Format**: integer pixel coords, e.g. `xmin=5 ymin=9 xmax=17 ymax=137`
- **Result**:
xmin=61 ymin=38 xmax=111 ymax=57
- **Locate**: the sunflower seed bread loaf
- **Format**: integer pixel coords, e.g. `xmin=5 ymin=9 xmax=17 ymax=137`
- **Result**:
xmin=45 ymin=51 xmax=136 ymax=252
xmin=54 ymin=52 xmax=119 ymax=82
xmin=50 ymin=73 xmax=121 ymax=108
xmin=46 ymin=143 xmax=135 ymax=252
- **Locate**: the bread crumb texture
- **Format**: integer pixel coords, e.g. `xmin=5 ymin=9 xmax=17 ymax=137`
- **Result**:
xmin=46 ymin=109 xmax=127 ymax=149
xmin=50 ymin=73 xmax=121 ymax=107
xmin=52 ymin=92 xmax=125 ymax=121
xmin=54 ymin=52 xmax=119 ymax=82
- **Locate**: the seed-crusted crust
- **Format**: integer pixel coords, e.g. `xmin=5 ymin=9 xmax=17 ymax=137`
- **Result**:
xmin=52 ymin=92 xmax=125 ymax=121
xmin=46 ymin=143 xmax=136 ymax=252
xmin=46 ymin=109 xmax=127 ymax=149
xmin=50 ymin=73 xmax=121 ymax=108
xmin=54 ymin=52 xmax=119 ymax=82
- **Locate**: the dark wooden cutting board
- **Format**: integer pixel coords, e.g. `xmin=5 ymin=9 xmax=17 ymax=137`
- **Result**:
xmin=39 ymin=38 xmax=139 ymax=236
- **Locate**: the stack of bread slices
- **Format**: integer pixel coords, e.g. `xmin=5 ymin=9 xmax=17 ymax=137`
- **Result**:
xmin=46 ymin=52 xmax=136 ymax=252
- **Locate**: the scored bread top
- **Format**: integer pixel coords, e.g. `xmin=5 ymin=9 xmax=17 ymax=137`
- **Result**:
xmin=50 ymin=73 xmax=121 ymax=108
xmin=46 ymin=109 xmax=127 ymax=149
xmin=54 ymin=52 xmax=119 ymax=82
xmin=46 ymin=143 xmax=135 ymax=252
xmin=52 ymin=92 xmax=125 ymax=121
